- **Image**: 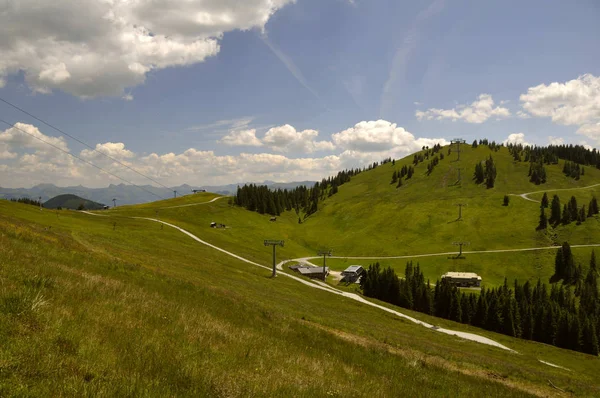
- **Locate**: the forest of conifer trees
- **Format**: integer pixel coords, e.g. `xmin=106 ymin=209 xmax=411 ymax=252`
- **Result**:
xmin=361 ymin=249 xmax=600 ymax=356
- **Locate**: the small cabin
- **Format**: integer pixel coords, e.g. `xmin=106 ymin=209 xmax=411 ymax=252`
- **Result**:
xmin=289 ymin=265 xmax=329 ymax=280
xmin=342 ymin=265 xmax=364 ymax=283
xmin=441 ymin=272 xmax=482 ymax=287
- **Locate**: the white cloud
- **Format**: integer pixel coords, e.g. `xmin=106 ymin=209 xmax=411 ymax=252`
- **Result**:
xmin=516 ymin=110 xmax=531 ymax=119
xmin=333 ymin=120 xmax=447 ymax=153
xmin=576 ymin=123 xmax=600 ymax=142
xmin=0 ymin=122 xmax=70 ymax=155
xmin=262 ymin=125 xmax=335 ymax=153
xmin=0 ymin=120 xmax=451 ymax=188
xmin=218 ymin=129 xmax=263 ymax=147
xmin=416 ymin=94 xmax=511 ymax=124
xmin=548 ymin=136 xmax=565 ymax=146
xmin=80 ymin=142 xmax=136 ymax=161
xmin=520 ymin=74 xmax=600 ymax=126
xmin=0 ymin=0 xmax=293 ymax=98
xmin=503 ymin=133 xmax=530 ymax=146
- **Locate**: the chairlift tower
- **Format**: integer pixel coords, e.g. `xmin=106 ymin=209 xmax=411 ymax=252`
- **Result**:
xmin=456 ymin=167 xmax=463 ymax=185
xmin=455 ymin=203 xmax=467 ymax=220
xmin=452 ymin=241 xmax=470 ymax=259
xmin=451 ymin=138 xmax=466 ymax=161
xmin=112 ymin=198 xmax=117 ymax=208
xmin=264 ymin=240 xmax=284 ymax=277
xmin=317 ymin=250 xmax=332 ymax=281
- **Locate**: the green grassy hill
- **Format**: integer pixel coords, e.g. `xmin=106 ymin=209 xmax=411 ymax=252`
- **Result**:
xmin=116 ymin=144 xmax=600 ymax=288
xmin=2 ymin=143 xmax=600 ymax=396
xmin=43 ymin=194 xmax=106 ymax=210
xmin=2 ymin=198 xmax=600 ymax=397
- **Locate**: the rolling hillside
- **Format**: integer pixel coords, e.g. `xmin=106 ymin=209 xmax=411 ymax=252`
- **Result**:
xmin=2 ymin=142 xmax=600 ymax=396
xmin=116 ymin=143 xmax=600 ymax=288
xmin=43 ymin=194 xmax=106 ymax=210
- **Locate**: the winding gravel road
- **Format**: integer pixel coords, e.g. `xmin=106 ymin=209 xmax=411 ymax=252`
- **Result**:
xmin=134 ymin=217 xmax=513 ymax=352
xmin=510 ymin=182 xmax=600 ymax=202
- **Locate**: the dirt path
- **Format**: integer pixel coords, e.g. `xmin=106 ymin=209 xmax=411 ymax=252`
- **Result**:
xmin=510 ymin=182 xmax=600 ymax=202
xmin=160 ymin=196 xmax=224 ymax=209
xmin=133 ymin=217 xmax=513 ymax=352
xmin=79 ymin=210 xmax=107 ymax=216
xmin=279 ymin=244 xmax=600 ymax=267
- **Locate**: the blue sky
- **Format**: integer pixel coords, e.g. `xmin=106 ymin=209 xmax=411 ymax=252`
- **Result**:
xmin=0 ymin=0 xmax=599 ymax=187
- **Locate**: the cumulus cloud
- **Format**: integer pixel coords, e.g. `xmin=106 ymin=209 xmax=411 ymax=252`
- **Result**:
xmin=520 ymin=74 xmax=600 ymax=126
xmin=516 ymin=111 xmax=531 ymax=119
xmin=0 ymin=120 xmax=451 ymax=188
xmin=415 ymin=94 xmax=510 ymax=124
xmin=576 ymin=123 xmax=600 ymax=142
xmin=548 ymin=136 xmax=564 ymax=146
xmin=80 ymin=142 xmax=136 ymax=161
xmin=0 ymin=0 xmax=293 ymax=98
xmin=332 ymin=120 xmax=448 ymax=153
xmin=218 ymin=129 xmax=263 ymax=147
xmin=503 ymin=133 xmax=530 ymax=146
xmin=262 ymin=125 xmax=335 ymax=153
xmin=0 ymin=122 xmax=70 ymax=155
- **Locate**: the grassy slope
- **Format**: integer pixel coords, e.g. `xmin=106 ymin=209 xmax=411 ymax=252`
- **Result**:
xmin=2 ymin=197 xmax=600 ymax=396
xmin=117 ymin=145 xmax=600 ymax=288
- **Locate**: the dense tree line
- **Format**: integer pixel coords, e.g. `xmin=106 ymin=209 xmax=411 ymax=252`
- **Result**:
xmin=563 ymin=161 xmax=584 ymax=180
xmin=391 ymin=164 xmax=415 ymax=187
xmin=426 ymin=155 xmax=440 ymax=176
xmin=541 ymin=194 xmax=598 ymax=229
xmin=10 ymin=197 xmax=42 ymax=207
xmin=528 ymin=162 xmax=547 ymax=185
xmin=508 ymin=143 xmax=600 ymax=185
xmin=234 ymin=168 xmax=364 ymax=217
xmin=361 ymin=250 xmax=600 ymax=356
xmin=474 ymin=156 xmax=497 ymax=188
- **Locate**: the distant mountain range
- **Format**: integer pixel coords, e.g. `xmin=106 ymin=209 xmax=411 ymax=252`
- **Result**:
xmin=0 ymin=180 xmax=316 ymax=206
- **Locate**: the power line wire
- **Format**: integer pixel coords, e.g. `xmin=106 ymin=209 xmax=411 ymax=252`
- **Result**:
xmin=0 ymin=118 xmax=167 ymax=201
xmin=0 ymin=96 xmax=173 ymax=192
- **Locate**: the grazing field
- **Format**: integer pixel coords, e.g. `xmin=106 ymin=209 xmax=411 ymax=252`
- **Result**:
xmin=2 ymin=144 xmax=600 ymax=396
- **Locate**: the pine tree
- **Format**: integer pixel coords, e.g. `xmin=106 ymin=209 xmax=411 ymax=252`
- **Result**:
xmin=474 ymin=162 xmax=485 ymax=184
xmin=502 ymin=298 xmax=517 ymax=337
xmin=397 ymin=177 xmax=403 ymax=188
xmin=562 ymin=204 xmax=571 ymax=225
xmin=550 ymin=195 xmax=561 ymax=224
xmin=485 ymin=156 xmax=497 ymax=188
xmin=391 ymin=170 xmax=398 ymax=184
xmin=537 ymin=207 xmax=548 ymax=230
xmin=503 ymin=195 xmax=510 ymax=206
xmin=541 ymin=192 xmax=549 ymax=209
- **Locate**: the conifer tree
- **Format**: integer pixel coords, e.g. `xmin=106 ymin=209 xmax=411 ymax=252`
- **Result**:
xmin=541 ymin=192 xmax=549 ymax=209
xmin=562 ymin=204 xmax=571 ymax=225
xmin=474 ymin=162 xmax=485 ymax=184
xmin=550 ymin=195 xmax=561 ymax=224
xmin=485 ymin=155 xmax=497 ymax=188
xmin=537 ymin=207 xmax=548 ymax=230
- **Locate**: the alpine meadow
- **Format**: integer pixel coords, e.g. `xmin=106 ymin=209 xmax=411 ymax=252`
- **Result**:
xmin=2 ymin=142 xmax=600 ymax=397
